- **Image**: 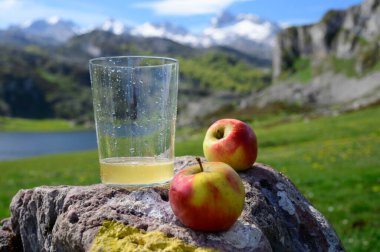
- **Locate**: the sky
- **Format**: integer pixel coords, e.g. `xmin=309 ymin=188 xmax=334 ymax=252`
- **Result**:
xmin=0 ymin=0 xmax=363 ymax=32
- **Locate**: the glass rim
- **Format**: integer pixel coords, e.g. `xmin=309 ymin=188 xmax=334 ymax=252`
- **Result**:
xmin=89 ymin=55 xmax=178 ymax=69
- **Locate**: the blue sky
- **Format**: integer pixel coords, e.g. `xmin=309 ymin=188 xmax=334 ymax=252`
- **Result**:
xmin=0 ymin=0 xmax=362 ymax=31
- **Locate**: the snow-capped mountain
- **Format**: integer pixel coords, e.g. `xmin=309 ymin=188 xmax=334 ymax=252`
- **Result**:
xmin=201 ymin=11 xmax=282 ymax=59
xmin=205 ymin=11 xmax=281 ymax=46
xmin=130 ymin=22 xmax=201 ymax=47
xmin=127 ymin=12 xmax=281 ymax=50
xmin=127 ymin=11 xmax=281 ymax=58
xmin=9 ymin=17 xmax=78 ymax=43
xmin=101 ymin=19 xmax=129 ymax=35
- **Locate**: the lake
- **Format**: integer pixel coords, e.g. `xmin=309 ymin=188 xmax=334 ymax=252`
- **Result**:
xmin=0 ymin=131 xmax=97 ymax=161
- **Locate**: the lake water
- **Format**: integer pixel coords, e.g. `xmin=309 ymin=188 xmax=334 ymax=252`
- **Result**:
xmin=0 ymin=131 xmax=97 ymax=161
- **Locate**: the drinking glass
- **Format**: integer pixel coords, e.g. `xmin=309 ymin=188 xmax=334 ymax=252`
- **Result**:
xmin=89 ymin=56 xmax=178 ymax=187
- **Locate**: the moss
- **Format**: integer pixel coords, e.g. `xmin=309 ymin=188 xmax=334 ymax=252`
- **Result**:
xmin=357 ymin=42 xmax=380 ymax=74
xmin=277 ymin=57 xmax=312 ymax=83
xmin=357 ymin=36 xmax=370 ymax=46
xmin=90 ymin=221 xmax=219 ymax=252
xmin=23 ymin=45 xmax=48 ymax=57
xmin=293 ymin=57 xmax=312 ymax=82
xmin=179 ymin=52 xmax=269 ymax=93
xmin=370 ymin=61 xmax=380 ymax=73
xmin=329 ymin=56 xmax=358 ymax=77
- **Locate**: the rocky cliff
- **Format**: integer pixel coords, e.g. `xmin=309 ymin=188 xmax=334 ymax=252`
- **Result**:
xmin=253 ymin=0 xmax=380 ymax=113
xmin=273 ymin=0 xmax=380 ymax=78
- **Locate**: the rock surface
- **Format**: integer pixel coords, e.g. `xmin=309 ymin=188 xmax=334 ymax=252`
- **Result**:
xmin=247 ymin=71 xmax=380 ymax=113
xmin=1 ymin=156 xmax=344 ymax=251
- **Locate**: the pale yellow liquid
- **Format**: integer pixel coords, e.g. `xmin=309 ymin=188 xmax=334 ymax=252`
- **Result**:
xmin=100 ymin=157 xmax=174 ymax=186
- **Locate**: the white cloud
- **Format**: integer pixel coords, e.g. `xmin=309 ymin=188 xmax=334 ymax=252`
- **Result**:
xmin=0 ymin=0 xmax=110 ymax=29
xmin=136 ymin=0 xmax=250 ymax=16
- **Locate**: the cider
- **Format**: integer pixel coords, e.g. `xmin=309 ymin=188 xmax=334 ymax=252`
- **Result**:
xmin=100 ymin=157 xmax=173 ymax=186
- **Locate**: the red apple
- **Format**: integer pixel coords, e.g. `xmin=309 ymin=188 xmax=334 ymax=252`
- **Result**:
xmin=169 ymin=158 xmax=245 ymax=232
xmin=203 ymin=119 xmax=258 ymax=171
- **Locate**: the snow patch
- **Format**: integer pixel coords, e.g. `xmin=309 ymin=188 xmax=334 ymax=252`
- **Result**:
xmin=101 ymin=19 xmax=126 ymax=35
xmin=47 ymin=16 xmax=60 ymax=25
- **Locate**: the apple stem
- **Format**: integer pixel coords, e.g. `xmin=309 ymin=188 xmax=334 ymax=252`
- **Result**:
xmin=196 ymin=157 xmax=204 ymax=172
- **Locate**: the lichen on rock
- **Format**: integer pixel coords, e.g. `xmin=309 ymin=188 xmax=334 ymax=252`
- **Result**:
xmin=90 ymin=221 xmax=217 ymax=252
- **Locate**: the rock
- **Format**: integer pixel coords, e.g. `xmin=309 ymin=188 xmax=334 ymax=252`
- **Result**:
xmin=246 ymin=71 xmax=380 ymax=113
xmin=1 ymin=156 xmax=344 ymax=251
xmin=0 ymin=218 xmax=21 ymax=252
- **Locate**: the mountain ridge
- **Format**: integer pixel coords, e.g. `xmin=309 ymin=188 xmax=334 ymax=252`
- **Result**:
xmin=0 ymin=11 xmax=281 ymax=60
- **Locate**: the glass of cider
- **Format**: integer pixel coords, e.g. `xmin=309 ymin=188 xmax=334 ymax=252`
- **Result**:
xmin=89 ymin=56 xmax=178 ymax=187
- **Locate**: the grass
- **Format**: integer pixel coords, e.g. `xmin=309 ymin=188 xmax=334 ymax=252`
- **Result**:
xmin=330 ymin=56 xmax=358 ymax=77
xmin=1 ymin=106 xmax=380 ymax=251
xmin=0 ymin=116 xmax=87 ymax=132
xmin=292 ymin=57 xmax=312 ymax=82
xmin=276 ymin=57 xmax=313 ymax=83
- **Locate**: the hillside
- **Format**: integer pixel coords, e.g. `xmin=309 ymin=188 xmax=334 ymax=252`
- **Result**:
xmin=0 ymin=45 xmax=92 ymax=122
xmin=0 ymin=31 xmax=270 ymax=126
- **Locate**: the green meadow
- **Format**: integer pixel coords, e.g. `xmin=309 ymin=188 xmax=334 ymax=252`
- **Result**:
xmin=1 ymin=106 xmax=379 ymax=251
xmin=0 ymin=116 xmax=86 ymax=132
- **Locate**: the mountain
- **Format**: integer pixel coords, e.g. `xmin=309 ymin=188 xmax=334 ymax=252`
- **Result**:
xmin=130 ymin=22 xmax=201 ymax=47
xmin=128 ymin=12 xmax=281 ymax=60
xmin=0 ymin=45 xmax=92 ymax=121
xmin=100 ymin=19 xmax=129 ymax=35
xmin=60 ymin=30 xmax=201 ymax=62
xmin=251 ymin=0 xmax=380 ymax=112
xmin=6 ymin=17 xmax=78 ymax=44
xmin=0 ymin=11 xmax=281 ymax=60
xmin=202 ymin=11 xmax=282 ymax=59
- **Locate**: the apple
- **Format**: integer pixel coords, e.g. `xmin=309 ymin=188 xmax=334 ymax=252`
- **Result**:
xmin=203 ymin=119 xmax=258 ymax=171
xmin=169 ymin=158 xmax=245 ymax=232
